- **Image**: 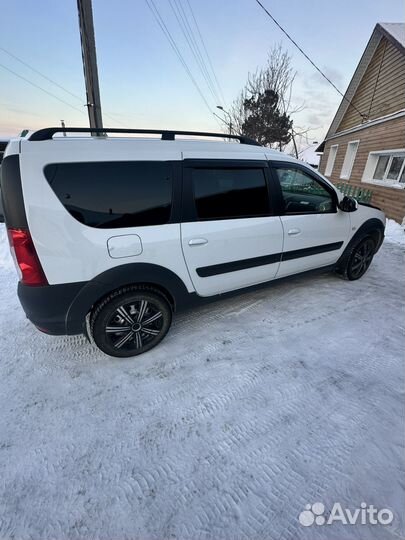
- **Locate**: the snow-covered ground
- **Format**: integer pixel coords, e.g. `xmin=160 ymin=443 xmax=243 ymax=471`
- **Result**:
xmin=0 ymin=222 xmax=404 ymax=540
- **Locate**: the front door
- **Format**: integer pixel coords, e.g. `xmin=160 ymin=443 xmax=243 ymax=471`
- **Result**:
xmin=270 ymin=162 xmax=351 ymax=277
xmin=181 ymin=160 xmax=284 ymax=296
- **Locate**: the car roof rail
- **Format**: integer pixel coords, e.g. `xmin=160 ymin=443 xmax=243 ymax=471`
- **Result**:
xmin=27 ymin=127 xmax=262 ymax=146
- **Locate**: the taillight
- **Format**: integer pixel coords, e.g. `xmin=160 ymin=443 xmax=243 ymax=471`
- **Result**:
xmin=7 ymin=228 xmax=48 ymax=286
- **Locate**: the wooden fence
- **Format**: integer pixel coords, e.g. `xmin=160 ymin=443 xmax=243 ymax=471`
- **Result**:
xmin=335 ymin=183 xmax=373 ymax=204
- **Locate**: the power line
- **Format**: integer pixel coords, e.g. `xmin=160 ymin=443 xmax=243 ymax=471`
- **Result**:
xmin=169 ymin=0 xmax=219 ymax=103
xmin=145 ymin=0 xmax=212 ymax=113
xmin=145 ymin=0 xmax=222 ymax=127
xmin=184 ymin=0 xmax=227 ymax=107
xmin=0 ymin=47 xmax=130 ymax=128
xmin=2 ymin=7 xmax=222 ymax=131
xmin=170 ymin=0 xmax=221 ymax=105
xmin=0 ymin=46 xmax=85 ymax=103
xmin=0 ymin=62 xmax=86 ymax=115
xmin=254 ymin=0 xmax=367 ymax=120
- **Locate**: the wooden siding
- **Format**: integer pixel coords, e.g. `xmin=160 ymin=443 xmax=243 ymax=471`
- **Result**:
xmin=319 ymin=115 xmax=405 ymax=223
xmin=337 ymin=37 xmax=405 ymax=132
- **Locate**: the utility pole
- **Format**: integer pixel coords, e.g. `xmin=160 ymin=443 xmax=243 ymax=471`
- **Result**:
xmin=77 ymin=0 xmax=103 ymax=132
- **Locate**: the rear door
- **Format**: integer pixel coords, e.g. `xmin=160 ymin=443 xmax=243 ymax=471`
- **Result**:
xmin=181 ymin=159 xmax=284 ymax=296
xmin=269 ymin=161 xmax=351 ymax=277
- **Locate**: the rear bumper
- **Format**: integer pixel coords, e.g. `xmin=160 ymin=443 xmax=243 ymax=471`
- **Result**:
xmin=17 ymin=281 xmax=86 ymax=335
xmin=17 ymin=264 xmax=195 ymax=336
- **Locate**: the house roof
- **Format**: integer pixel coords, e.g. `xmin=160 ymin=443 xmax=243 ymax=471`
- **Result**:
xmin=316 ymin=22 xmax=405 ymax=152
xmin=379 ymin=22 xmax=405 ymax=51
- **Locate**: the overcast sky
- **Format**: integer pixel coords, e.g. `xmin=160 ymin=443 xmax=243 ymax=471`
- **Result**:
xmin=0 ymin=0 xmax=403 ymax=144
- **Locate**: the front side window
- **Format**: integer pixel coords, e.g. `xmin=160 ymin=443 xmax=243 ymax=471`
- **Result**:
xmin=192 ymin=168 xmax=269 ymax=220
xmin=44 ymin=161 xmax=173 ymax=228
xmin=275 ymin=166 xmax=335 ymax=214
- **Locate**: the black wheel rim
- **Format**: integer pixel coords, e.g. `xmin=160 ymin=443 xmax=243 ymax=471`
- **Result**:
xmin=350 ymin=238 xmax=374 ymax=278
xmin=105 ymin=299 xmax=164 ymax=352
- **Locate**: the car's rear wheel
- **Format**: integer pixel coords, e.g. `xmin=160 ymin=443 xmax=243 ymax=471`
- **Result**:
xmin=337 ymin=236 xmax=376 ymax=280
xmin=90 ymin=286 xmax=172 ymax=357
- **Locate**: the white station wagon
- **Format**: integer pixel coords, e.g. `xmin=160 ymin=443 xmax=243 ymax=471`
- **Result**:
xmin=0 ymin=128 xmax=385 ymax=357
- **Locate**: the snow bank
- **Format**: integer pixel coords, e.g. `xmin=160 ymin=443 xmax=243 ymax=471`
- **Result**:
xmin=0 ymin=223 xmax=13 ymax=270
xmin=385 ymin=218 xmax=405 ymax=247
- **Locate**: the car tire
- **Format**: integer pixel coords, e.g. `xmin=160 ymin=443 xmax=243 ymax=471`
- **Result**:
xmin=90 ymin=286 xmax=172 ymax=358
xmin=336 ymin=235 xmax=376 ymax=281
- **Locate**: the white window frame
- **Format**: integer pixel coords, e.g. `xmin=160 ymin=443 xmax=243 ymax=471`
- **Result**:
xmin=362 ymin=149 xmax=405 ymax=188
xmin=324 ymin=144 xmax=338 ymax=177
xmin=340 ymin=140 xmax=359 ymax=180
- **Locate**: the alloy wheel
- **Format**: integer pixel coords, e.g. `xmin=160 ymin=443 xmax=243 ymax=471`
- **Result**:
xmin=105 ymin=299 xmax=164 ymax=353
xmin=349 ymin=238 xmax=375 ymax=279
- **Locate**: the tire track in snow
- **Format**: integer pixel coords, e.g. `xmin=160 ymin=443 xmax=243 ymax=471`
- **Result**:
xmin=113 ymin=370 xmax=369 ymax=538
xmin=172 ymin=387 xmax=379 ymax=538
xmin=129 ymin=294 xmax=381 ymax=414
xmin=137 ymin=362 xmax=339 ymax=452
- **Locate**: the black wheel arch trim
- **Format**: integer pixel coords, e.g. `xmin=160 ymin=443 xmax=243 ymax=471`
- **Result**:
xmin=353 ymin=218 xmax=385 ymax=252
xmin=66 ymin=262 xmax=192 ymax=334
xmin=336 ymin=218 xmax=385 ymax=268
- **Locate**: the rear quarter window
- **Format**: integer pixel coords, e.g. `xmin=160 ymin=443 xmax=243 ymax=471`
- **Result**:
xmin=44 ymin=161 xmax=173 ymax=228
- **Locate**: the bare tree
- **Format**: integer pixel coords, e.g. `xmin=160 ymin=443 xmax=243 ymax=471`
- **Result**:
xmin=228 ymin=44 xmax=307 ymax=155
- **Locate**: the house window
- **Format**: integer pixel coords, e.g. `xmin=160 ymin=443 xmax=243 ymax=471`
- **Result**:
xmin=373 ymin=156 xmax=390 ymax=180
xmin=324 ymin=144 xmax=338 ymax=176
xmin=387 ymin=157 xmax=404 ymax=180
xmin=340 ymin=140 xmax=359 ymax=179
xmin=362 ymin=150 xmax=405 ymax=187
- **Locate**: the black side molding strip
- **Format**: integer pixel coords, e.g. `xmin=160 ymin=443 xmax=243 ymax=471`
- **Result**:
xmin=281 ymin=242 xmax=343 ymax=261
xmin=196 ymin=241 xmax=344 ymax=277
xmin=197 ymin=253 xmax=280 ymax=277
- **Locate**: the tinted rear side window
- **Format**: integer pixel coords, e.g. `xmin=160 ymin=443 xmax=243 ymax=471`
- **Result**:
xmin=44 ymin=161 xmax=172 ymax=228
xmin=192 ymin=168 xmax=269 ymax=220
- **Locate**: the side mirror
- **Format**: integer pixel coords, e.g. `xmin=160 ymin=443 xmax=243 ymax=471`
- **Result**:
xmin=339 ymin=195 xmax=358 ymax=212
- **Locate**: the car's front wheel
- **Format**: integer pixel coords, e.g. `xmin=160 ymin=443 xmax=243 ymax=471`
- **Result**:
xmin=90 ymin=286 xmax=172 ymax=357
xmin=337 ymin=236 xmax=376 ymax=280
